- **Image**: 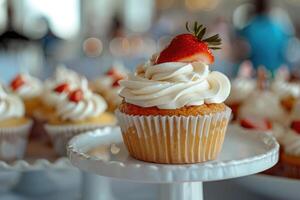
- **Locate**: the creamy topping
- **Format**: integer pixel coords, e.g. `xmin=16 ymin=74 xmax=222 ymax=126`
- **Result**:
xmin=239 ymin=91 xmax=288 ymax=124
xmin=119 ymin=61 xmax=231 ymax=109
xmin=55 ymin=79 xmax=107 ymax=121
xmin=226 ymin=78 xmax=256 ymax=104
xmin=43 ymin=66 xmax=83 ymax=107
xmin=271 ymin=80 xmax=300 ymax=99
xmin=280 ymin=129 xmax=300 ymax=156
xmin=10 ymin=73 xmax=42 ymax=98
xmin=0 ymin=85 xmax=24 ymax=120
xmin=44 ymin=66 xmax=82 ymax=90
xmin=93 ymin=76 xmax=116 ymax=93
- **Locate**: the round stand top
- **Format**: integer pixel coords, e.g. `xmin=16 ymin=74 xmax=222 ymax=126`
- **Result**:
xmin=68 ymin=125 xmax=279 ymax=183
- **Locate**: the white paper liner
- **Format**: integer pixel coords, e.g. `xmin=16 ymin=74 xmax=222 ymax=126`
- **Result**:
xmin=116 ymin=107 xmax=231 ymax=164
xmin=45 ymin=122 xmax=116 ymax=156
xmin=0 ymin=120 xmax=33 ymax=161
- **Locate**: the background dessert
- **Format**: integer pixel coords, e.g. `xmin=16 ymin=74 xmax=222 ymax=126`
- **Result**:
xmin=0 ymin=84 xmax=32 ymax=161
xmin=45 ymin=78 xmax=116 ymax=156
xmin=226 ymin=60 xmax=255 ymax=119
xmin=91 ymin=63 xmax=127 ymax=112
xmin=8 ymin=73 xmax=43 ymax=117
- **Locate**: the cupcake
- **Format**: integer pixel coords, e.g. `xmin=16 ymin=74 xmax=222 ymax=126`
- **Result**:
xmin=116 ymin=22 xmax=231 ymax=164
xmin=0 ymin=84 xmax=32 ymax=161
xmin=45 ymin=78 xmax=116 ymax=156
xmin=280 ymin=101 xmax=300 ymax=178
xmin=271 ymin=67 xmax=300 ymax=112
xmin=238 ymin=67 xmax=288 ymax=135
xmin=40 ymin=65 xmax=83 ymax=119
xmin=9 ymin=73 xmax=43 ymax=117
xmin=226 ymin=61 xmax=255 ymax=119
xmin=92 ymin=63 xmax=127 ymax=112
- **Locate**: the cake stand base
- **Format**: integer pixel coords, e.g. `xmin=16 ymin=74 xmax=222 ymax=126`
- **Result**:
xmin=160 ymin=182 xmax=203 ymax=200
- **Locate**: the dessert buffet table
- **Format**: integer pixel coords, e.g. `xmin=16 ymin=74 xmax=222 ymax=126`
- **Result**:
xmin=67 ymin=125 xmax=279 ymax=200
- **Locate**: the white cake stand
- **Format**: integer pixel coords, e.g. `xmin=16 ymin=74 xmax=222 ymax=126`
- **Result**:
xmin=68 ymin=125 xmax=279 ymax=200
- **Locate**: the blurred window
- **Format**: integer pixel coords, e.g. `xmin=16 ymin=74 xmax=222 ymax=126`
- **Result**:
xmin=19 ymin=0 xmax=80 ymax=39
xmin=124 ymin=0 xmax=154 ymax=32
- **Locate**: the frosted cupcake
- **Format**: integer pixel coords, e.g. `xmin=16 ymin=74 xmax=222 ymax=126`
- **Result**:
xmin=226 ymin=61 xmax=255 ymax=119
xmin=0 ymin=84 xmax=32 ymax=161
xmin=45 ymin=78 xmax=116 ymax=155
xmin=40 ymin=66 xmax=83 ymax=119
xmin=116 ymin=22 xmax=231 ymax=164
xmin=92 ymin=64 xmax=127 ymax=112
xmin=9 ymin=73 xmax=43 ymax=117
xmin=271 ymin=67 xmax=300 ymax=112
xmin=238 ymin=67 xmax=288 ymax=136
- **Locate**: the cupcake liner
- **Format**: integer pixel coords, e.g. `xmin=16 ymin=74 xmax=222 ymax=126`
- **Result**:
xmin=0 ymin=120 xmax=33 ymax=161
xmin=45 ymin=123 xmax=115 ymax=156
xmin=116 ymin=107 xmax=231 ymax=164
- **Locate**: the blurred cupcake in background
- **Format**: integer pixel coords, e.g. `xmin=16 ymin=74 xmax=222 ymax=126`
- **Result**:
xmin=226 ymin=60 xmax=255 ymax=119
xmin=9 ymin=73 xmax=43 ymax=117
xmin=238 ymin=67 xmax=288 ymax=138
xmin=45 ymin=77 xmax=116 ymax=156
xmin=91 ymin=62 xmax=127 ymax=112
xmin=281 ymin=100 xmax=300 ymax=178
xmin=40 ymin=65 xmax=83 ymax=119
xmin=0 ymin=84 xmax=32 ymax=161
xmin=271 ymin=66 xmax=300 ymax=113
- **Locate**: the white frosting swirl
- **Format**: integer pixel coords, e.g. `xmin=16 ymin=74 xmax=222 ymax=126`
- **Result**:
xmin=10 ymin=73 xmax=42 ymax=98
xmin=280 ymin=129 xmax=300 ymax=156
xmin=239 ymin=91 xmax=288 ymax=124
xmin=226 ymin=78 xmax=256 ymax=104
xmin=119 ymin=61 xmax=231 ymax=109
xmin=43 ymin=66 xmax=83 ymax=107
xmin=55 ymin=80 xmax=107 ymax=121
xmin=0 ymin=85 xmax=24 ymax=120
xmin=271 ymin=80 xmax=300 ymax=99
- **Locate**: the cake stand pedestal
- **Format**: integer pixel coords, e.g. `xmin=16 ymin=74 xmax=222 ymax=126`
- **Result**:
xmin=68 ymin=125 xmax=279 ymax=200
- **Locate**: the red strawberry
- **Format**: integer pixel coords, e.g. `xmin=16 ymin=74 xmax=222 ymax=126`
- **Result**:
xmin=68 ymin=89 xmax=83 ymax=103
xmin=156 ymin=22 xmax=221 ymax=65
xmin=54 ymin=83 xmax=70 ymax=93
xmin=240 ymin=117 xmax=272 ymax=131
xmin=156 ymin=34 xmax=214 ymax=64
xmin=10 ymin=75 xmax=25 ymax=91
xmin=106 ymin=68 xmax=118 ymax=76
xmin=112 ymin=74 xmax=125 ymax=87
xmin=291 ymin=121 xmax=300 ymax=134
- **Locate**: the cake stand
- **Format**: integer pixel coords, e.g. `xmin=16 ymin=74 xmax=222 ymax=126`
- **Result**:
xmin=68 ymin=125 xmax=279 ymax=200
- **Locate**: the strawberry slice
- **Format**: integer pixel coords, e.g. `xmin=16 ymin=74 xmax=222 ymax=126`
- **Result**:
xmin=54 ymin=83 xmax=70 ymax=93
xmin=156 ymin=22 xmax=221 ymax=65
xmin=112 ymin=74 xmax=125 ymax=87
xmin=10 ymin=75 xmax=25 ymax=91
xmin=291 ymin=121 xmax=300 ymax=134
xmin=240 ymin=117 xmax=272 ymax=131
xmin=68 ymin=89 xmax=83 ymax=103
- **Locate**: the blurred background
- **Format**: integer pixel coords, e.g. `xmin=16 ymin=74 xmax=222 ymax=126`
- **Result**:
xmin=0 ymin=0 xmax=299 ymax=83
xmin=0 ymin=0 xmax=299 ymax=200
